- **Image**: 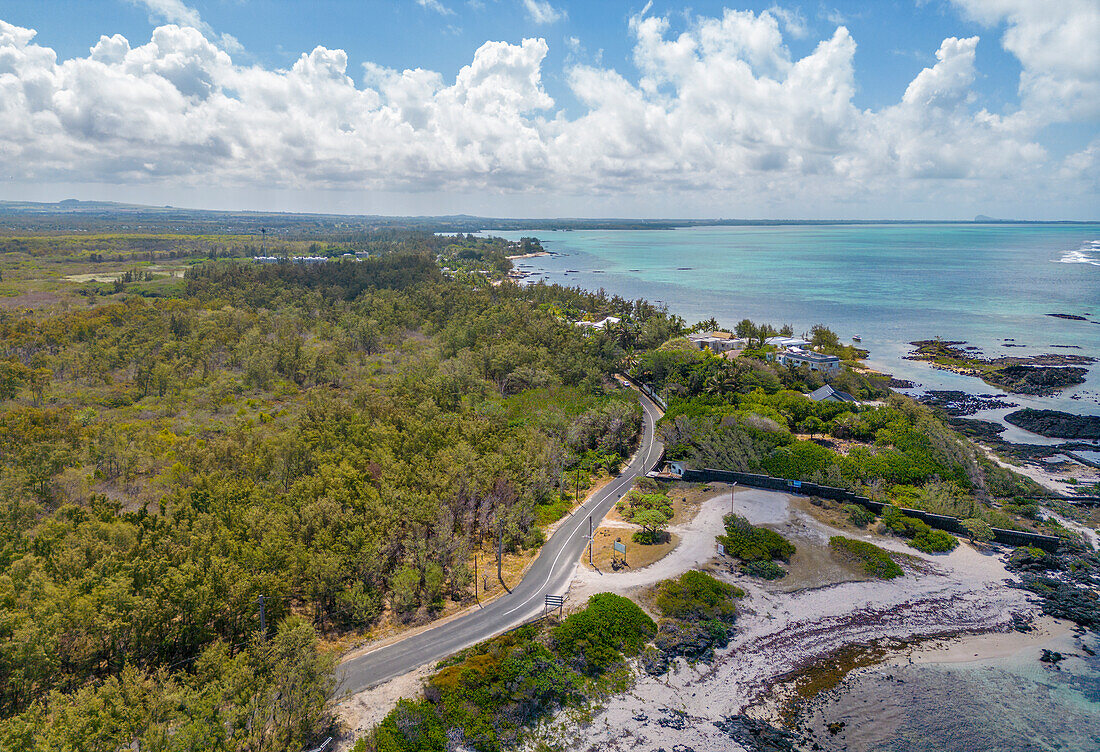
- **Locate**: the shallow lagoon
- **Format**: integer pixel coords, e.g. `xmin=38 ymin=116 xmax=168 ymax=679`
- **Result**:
xmin=492 ymin=224 xmax=1100 ymax=418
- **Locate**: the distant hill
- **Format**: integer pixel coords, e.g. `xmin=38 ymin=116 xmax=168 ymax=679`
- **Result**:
xmin=0 ymin=200 xmax=1082 ymax=235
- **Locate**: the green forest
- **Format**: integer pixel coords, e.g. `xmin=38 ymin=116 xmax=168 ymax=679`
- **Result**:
xmin=0 ymin=226 xmax=1071 ymax=750
xmin=0 ymin=232 xmax=674 ymax=750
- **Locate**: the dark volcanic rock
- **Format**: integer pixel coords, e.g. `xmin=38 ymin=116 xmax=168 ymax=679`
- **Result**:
xmin=989 ymin=365 xmax=1089 ymax=395
xmin=1040 ymin=649 xmax=1065 ymax=664
xmin=1047 ymin=313 xmax=1089 ymax=321
xmin=919 ymin=390 xmax=1015 ymax=416
xmin=713 ymin=715 xmax=796 ymax=752
xmin=1007 ymin=547 xmax=1100 ymax=631
xmin=1004 ymin=408 xmax=1100 ymax=440
xmin=947 ymin=417 xmax=1006 ymax=441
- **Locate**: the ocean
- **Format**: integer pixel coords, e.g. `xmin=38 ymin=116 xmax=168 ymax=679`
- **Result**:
xmin=797 ymin=630 xmax=1100 ymax=752
xmin=490 ymin=223 xmax=1100 ymax=422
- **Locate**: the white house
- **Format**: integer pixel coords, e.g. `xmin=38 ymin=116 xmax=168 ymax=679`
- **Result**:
xmin=689 ymin=331 xmax=748 ymax=353
xmin=575 ymin=316 xmax=621 ymax=331
xmin=776 ymin=349 xmax=842 ymax=376
xmin=765 ymin=336 xmax=811 ymax=349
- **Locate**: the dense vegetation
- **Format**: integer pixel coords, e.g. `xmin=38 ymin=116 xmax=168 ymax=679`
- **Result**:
xmin=0 ymin=231 xmax=678 ymax=748
xmin=640 ymin=332 xmax=1054 ymax=542
xmin=829 ymin=536 xmax=904 ymax=579
xmin=367 ymin=593 xmax=654 ymax=752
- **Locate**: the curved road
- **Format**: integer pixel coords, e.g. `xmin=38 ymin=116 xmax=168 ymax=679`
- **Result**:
xmin=337 ymin=385 xmax=664 ymax=695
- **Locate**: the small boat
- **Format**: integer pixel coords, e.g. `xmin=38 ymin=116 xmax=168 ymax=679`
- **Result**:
xmin=852 ymin=335 xmax=862 ymax=342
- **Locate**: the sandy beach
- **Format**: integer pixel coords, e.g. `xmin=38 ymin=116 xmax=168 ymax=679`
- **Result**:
xmin=532 ymin=487 xmax=1044 ymax=750
xmin=342 ymin=486 xmax=1059 ymax=750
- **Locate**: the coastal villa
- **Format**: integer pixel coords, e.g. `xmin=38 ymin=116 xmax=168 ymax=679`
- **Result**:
xmin=689 ymin=330 xmax=748 ymax=353
xmin=807 ymin=384 xmax=857 ymax=403
xmin=775 ymin=348 xmax=842 ymax=376
xmin=765 ymin=336 xmax=811 ymax=349
xmin=575 ymin=316 xmax=621 ymax=331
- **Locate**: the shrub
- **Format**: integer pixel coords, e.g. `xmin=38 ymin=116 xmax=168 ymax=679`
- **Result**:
xmin=844 ymin=503 xmax=875 ymax=527
xmin=741 ymin=560 xmax=786 ymax=579
xmin=881 ymin=505 xmax=959 ymax=553
xmin=655 ymin=570 xmax=743 ymax=622
xmin=552 ymin=593 xmax=656 ymax=674
xmin=829 ymin=536 xmax=903 ymax=579
xmin=718 ymin=514 xmax=795 ymax=563
xmin=910 ymin=529 xmax=958 ymax=553
xmin=648 ymin=571 xmax=744 ymax=671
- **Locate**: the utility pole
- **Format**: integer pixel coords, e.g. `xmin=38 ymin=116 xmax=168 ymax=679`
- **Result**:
xmin=473 ymin=555 xmax=480 ymax=606
xmin=497 ymin=524 xmax=510 ymax=593
xmin=257 ymin=595 xmax=266 ymax=636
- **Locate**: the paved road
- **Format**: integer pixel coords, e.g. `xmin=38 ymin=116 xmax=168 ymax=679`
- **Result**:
xmin=337 ymin=385 xmax=664 ymax=695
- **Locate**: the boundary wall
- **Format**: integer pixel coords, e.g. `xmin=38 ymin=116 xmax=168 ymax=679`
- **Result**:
xmin=681 ymin=467 xmax=1063 ymax=553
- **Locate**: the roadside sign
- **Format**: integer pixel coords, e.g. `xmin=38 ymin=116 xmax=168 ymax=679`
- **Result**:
xmin=545 ymin=594 xmax=564 ymax=609
xmin=613 ymin=541 xmax=626 ymax=554
xmin=789 ymin=480 xmax=802 ymax=489
xmin=717 ymin=543 xmax=725 ymax=556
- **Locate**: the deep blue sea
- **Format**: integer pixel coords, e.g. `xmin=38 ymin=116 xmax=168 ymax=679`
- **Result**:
xmin=490 ymin=224 xmax=1100 ymax=421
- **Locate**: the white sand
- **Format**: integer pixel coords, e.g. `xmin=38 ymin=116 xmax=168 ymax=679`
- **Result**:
xmin=334 ymin=487 xmax=1046 ymax=751
xmin=548 ymin=488 xmax=1038 ymax=751
xmin=333 ymin=664 xmax=434 ymax=747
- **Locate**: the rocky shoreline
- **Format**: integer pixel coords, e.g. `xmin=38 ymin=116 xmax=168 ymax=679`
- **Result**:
xmin=906 ymin=339 xmax=1093 ymax=395
xmin=1005 ymin=408 xmax=1100 ymax=440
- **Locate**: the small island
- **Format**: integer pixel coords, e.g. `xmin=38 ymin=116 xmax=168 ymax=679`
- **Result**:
xmin=906 ymin=339 xmax=1092 ymax=395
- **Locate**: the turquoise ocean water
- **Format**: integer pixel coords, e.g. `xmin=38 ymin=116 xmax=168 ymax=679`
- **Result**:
xmin=496 ymin=223 xmax=1100 ymax=743
xmin=491 ymin=224 xmax=1100 ymax=421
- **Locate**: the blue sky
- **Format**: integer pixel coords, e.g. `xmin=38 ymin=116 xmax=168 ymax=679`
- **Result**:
xmin=0 ymin=0 xmax=1096 ymax=218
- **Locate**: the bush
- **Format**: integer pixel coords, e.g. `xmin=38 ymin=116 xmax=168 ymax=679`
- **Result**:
xmin=881 ymin=505 xmax=959 ymax=553
xmin=910 ymin=529 xmax=958 ymax=553
xmin=844 ymin=503 xmax=875 ymax=527
xmin=648 ymin=571 xmax=744 ymax=671
xmin=718 ymin=514 xmax=795 ymax=563
xmin=655 ymin=570 xmax=743 ymax=622
xmin=740 ymin=560 xmax=786 ymax=580
xmin=829 ymin=536 xmax=903 ymax=579
xmin=552 ymin=593 xmax=656 ymax=674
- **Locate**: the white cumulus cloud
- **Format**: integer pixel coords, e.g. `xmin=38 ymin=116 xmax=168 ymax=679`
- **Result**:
xmin=0 ymin=5 xmax=1094 ymax=216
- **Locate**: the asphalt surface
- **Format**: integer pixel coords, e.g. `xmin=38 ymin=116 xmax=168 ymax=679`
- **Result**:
xmin=337 ymin=385 xmax=664 ymax=695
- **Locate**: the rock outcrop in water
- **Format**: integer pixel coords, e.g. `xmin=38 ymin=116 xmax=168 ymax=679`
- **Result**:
xmin=1004 ymin=408 xmax=1100 ymax=440
xmin=906 ymin=340 xmax=1093 ymax=395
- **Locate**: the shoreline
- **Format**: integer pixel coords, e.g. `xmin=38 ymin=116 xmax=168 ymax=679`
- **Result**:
xmin=534 ymin=488 xmax=1043 ymax=750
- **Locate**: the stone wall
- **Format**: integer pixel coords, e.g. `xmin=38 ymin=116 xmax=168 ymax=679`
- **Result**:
xmin=681 ymin=467 xmax=1063 ymax=552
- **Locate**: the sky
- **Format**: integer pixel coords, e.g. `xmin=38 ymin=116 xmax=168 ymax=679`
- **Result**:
xmin=0 ymin=0 xmax=1097 ymax=219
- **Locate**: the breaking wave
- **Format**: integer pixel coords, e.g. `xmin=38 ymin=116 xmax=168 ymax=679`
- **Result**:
xmin=1056 ymin=240 xmax=1100 ymax=266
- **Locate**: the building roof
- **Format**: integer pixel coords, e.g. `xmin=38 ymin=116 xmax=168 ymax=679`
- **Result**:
xmin=783 ymin=349 xmax=840 ymax=364
xmin=808 ymin=384 xmax=856 ymax=402
xmin=766 ymin=336 xmax=811 ymax=348
xmin=690 ymin=330 xmax=734 ymax=341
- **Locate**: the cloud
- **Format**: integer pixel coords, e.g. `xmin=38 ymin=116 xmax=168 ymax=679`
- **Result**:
xmin=416 ymin=0 xmax=455 ymax=17
xmin=768 ymin=5 xmax=810 ymax=39
xmin=521 ymin=0 xmax=565 ymax=25
xmin=949 ymin=0 xmax=1100 ymax=120
xmin=128 ymin=0 xmax=242 ymax=52
xmin=0 ymin=7 xmax=1093 ymax=214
